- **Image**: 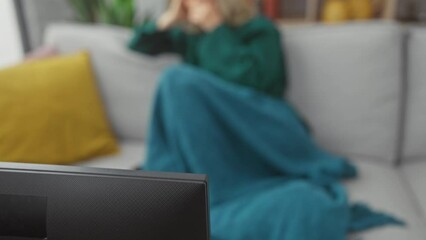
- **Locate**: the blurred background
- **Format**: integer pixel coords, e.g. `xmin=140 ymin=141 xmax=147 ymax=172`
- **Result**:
xmin=1 ymin=0 xmax=426 ymax=68
xmin=2 ymin=2 xmax=426 ymax=238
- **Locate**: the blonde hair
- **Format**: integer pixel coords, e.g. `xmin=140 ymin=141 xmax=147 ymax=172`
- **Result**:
xmin=169 ymin=0 xmax=258 ymax=29
xmin=216 ymin=0 xmax=258 ymax=26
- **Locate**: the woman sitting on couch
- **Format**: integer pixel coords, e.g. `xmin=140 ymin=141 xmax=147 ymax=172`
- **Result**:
xmin=128 ymin=0 xmax=401 ymax=239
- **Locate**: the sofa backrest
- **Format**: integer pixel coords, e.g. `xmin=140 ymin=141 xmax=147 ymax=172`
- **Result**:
xmin=46 ymin=22 xmax=406 ymax=165
xmin=402 ymin=27 xmax=426 ymax=162
xmin=45 ymin=23 xmax=179 ymax=142
xmin=281 ymin=23 xmax=405 ymax=164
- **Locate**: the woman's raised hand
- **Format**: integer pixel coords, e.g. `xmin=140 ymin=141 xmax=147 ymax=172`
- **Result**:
xmin=157 ymin=0 xmax=187 ymax=30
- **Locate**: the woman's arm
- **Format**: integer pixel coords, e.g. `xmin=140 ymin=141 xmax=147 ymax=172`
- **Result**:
xmin=128 ymin=22 xmax=187 ymax=56
xmin=201 ymin=18 xmax=287 ymax=97
xmin=128 ymin=0 xmax=188 ymax=56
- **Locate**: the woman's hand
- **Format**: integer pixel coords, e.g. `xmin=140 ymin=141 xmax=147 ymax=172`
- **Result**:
xmin=157 ymin=0 xmax=186 ymax=30
xmin=192 ymin=2 xmax=223 ymax=32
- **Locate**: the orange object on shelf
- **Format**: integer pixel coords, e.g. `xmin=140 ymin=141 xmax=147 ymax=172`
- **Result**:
xmin=322 ymin=0 xmax=351 ymax=23
xmin=349 ymin=0 xmax=374 ymax=19
xmin=263 ymin=0 xmax=281 ymax=20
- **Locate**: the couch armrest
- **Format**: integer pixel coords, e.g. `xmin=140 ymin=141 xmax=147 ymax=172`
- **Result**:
xmin=44 ymin=23 xmax=180 ymax=141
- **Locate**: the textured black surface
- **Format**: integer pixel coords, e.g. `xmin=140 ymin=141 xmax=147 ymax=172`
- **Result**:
xmin=0 ymin=194 xmax=47 ymax=238
xmin=0 ymin=163 xmax=209 ymax=240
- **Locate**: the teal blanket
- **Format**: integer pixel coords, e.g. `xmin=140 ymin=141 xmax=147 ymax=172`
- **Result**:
xmin=144 ymin=64 xmax=403 ymax=240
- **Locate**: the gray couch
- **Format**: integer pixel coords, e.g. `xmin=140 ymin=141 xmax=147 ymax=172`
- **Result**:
xmin=45 ymin=22 xmax=426 ymax=240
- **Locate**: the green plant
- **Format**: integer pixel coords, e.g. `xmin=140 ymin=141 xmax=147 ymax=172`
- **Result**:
xmin=67 ymin=0 xmax=139 ymax=27
xmin=98 ymin=0 xmax=136 ymax=27
xmin=67 ymin=0 xmax=99 ymax=23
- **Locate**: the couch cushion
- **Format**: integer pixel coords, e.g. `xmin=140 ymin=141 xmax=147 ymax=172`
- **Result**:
xmin=402 ymin=27 xmax=426 ymax=161
xmin=346 ymin=159 xmax=426 ymax=240
xmin=282 ymin=23 xmax=404 ymax=164
xmin=402 ymin=161 xmax=426 ymax=222
xmin=0 ymin=51 xmax=119 ymax=165
xmin=45 ymin=23 xmax=180 ymax=141
xmin=76 ymin=141 xmax=145 ymax=170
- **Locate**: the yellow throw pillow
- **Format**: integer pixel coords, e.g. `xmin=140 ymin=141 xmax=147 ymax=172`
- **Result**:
xmin=0 ymin=51 xmax=119 ymax=164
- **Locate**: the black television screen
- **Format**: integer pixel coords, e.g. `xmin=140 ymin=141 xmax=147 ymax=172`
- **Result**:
xmin=0 ymin=162 xmax=209 ymax=240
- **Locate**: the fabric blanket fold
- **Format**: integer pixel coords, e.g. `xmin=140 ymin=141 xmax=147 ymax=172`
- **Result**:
xmin=144 ymin=64 xmax=404 ymax=240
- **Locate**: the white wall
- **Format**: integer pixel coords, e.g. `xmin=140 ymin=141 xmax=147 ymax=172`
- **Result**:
xmin=0 ymin=0 xmax=23 ymax=68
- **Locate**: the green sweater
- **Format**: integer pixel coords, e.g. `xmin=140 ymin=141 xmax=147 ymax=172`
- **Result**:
xmin=128 ymin=16 xmax=286 ymax=97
